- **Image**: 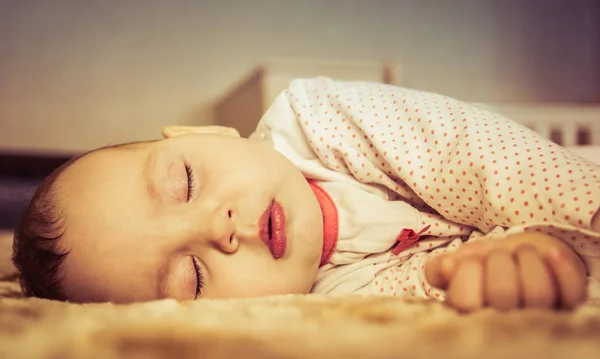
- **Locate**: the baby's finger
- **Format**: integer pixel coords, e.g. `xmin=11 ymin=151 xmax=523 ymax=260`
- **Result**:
xmin=446 ymin=257 xmax=484 ymax=312
xmin=546 ymin=247 xmax=587 ymax=310
xmin=453 ymin=240 xmax=493 ymax=257
xmin=162 ymin=125 xmax=194 ymax=138
xmin=484 ymin=248 xmax=520 ymax=311
xmin=516 ymin=245 xmax=557 ymax=309
xmin=162 ymin=125 xmax=241 ymax=139
xmin=426 ymin=241 xmax=492 ymax=290
xmin=424 ymin=253 xmax=457 ymax=290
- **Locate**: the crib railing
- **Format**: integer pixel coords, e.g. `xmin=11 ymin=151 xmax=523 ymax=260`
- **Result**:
xmin=472 ymin=103 xmax=600 ymax=146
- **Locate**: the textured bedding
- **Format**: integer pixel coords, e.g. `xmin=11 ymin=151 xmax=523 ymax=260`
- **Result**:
xmin=2 ymin=230 xmax=600 ymax=359
xmin=2 ymin=146 xmax=600 ymax=358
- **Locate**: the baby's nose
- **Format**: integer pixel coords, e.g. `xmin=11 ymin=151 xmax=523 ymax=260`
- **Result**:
xmin=209 ymin=208 xmax=238 ymax=253
xmin=213 ymin=233 xmax=238 ymax=253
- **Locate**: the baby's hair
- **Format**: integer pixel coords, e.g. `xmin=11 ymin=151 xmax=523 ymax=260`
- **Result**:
xmin=12 ymin=154 xmax=82 ymax=300
xmin=11 ymin=141 xmax=153 ymax=300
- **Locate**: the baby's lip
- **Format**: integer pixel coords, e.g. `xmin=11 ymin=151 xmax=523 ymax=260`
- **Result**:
xmin=269 ymin=201 xmax=287 ymax=259
xmin=257 ymin=200 xmax=287 ymax=259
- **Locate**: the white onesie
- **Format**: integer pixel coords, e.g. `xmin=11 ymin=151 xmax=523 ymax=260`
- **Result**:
xmin=249 ymin=77 xmax=600 ymax=301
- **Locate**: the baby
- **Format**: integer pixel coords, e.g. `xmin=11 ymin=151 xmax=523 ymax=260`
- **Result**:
xmin=12 ymin=77 xmax=600 ymax=312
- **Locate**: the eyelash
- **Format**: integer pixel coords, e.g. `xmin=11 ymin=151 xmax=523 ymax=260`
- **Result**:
xmin=184 ymin=161 xmax=195 ymax=202
xmin=191 ymin=256 xmax=204 ymax=299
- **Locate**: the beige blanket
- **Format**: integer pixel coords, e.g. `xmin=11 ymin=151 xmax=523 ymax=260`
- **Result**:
xmin=2 ymin=231 xmax=600 ymax=359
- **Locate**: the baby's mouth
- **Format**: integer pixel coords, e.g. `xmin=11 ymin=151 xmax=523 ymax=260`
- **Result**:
xmin=259 ymin=201 xmax=274 ymax=254
xmin=258 ymin=200 xmax=287 ymax=259
xmin=268 ymin=216 xmax=273 ymax=240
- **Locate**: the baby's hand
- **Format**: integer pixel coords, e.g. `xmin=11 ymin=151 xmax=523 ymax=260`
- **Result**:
xmin=424 ymin=233 xmax=587 ymax=312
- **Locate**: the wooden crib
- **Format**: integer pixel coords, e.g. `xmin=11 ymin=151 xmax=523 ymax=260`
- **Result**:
xmin=474 ymin=103 xmax=600 ymax=147
xmin=212 ymin=58 xmax=600 ymax=147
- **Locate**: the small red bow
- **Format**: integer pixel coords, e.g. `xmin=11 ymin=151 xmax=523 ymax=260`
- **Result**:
xmin=391 ymin=225 xmax=431 ymax=255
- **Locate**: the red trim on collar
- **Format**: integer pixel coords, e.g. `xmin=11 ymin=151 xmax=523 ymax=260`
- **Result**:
xmin=307 ymin=180 xmax=339 ymax=267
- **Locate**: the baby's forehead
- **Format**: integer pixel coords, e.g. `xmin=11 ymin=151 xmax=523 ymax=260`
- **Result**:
xmin=59 ymin=140 xmax=157 ymax=184
xmin=57 ymin=140 xmax=155 ymax=230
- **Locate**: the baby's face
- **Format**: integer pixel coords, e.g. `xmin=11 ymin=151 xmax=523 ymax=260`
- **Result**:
xmin=56 ymin=134 xmax=324 ymax=303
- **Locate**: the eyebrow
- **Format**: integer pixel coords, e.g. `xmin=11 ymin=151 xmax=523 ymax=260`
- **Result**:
xmin=141 ymin=149 xmax=171 ymax=298
xmin=143 ymin=150 xmax=159 ymax=201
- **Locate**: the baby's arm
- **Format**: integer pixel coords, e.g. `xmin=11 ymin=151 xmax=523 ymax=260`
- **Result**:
xmin=286 ymin=78 xmax=600 ymax=233
xmin=425 ymin=232 xmax=587 ymax=312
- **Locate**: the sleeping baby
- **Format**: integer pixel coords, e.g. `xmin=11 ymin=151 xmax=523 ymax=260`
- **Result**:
xmin=12 ymin=78 xmax=600 ymax=312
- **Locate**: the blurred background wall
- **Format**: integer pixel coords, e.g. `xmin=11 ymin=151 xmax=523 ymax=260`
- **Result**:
xmin=1 ymin=0 xmax=598 ymax=154
xmin=0 ymin=0 xmax=599 ymax=228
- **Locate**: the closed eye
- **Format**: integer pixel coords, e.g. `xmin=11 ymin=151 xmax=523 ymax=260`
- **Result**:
xmin=184 ymin=161 xmax=195 ymax=202
xmin=191 ymin=256 xmax=204 ymax=299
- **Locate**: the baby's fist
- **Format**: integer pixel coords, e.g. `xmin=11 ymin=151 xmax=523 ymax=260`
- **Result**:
xmin=424 ymin=233 xmax=587 ymax=312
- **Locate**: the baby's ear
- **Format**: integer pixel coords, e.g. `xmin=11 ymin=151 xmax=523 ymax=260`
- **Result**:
xmin=162 ymin=126 xmax=241 ymax=139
